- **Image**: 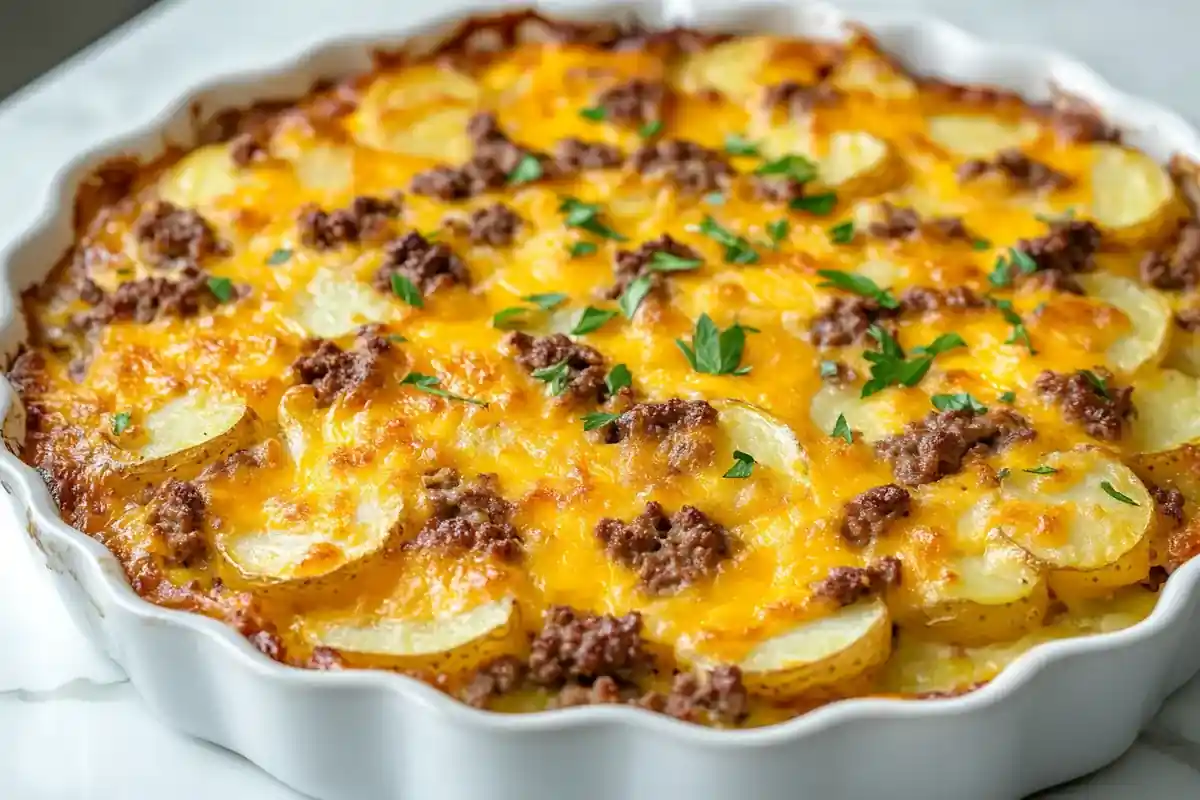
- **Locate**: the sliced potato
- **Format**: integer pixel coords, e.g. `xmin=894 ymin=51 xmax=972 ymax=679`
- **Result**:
xmin=815 ymin=131 xmax=902 ymax=197
xmin=890 ymin=536 xmax=1048 ymax=646
xmin=671 ymin=37 xmax=770 ymax=100
xmin=809 ymin=382 xmax=907 ymax=443
xmin=1164 ymin=327 xmax=1200 ymax=378
xmin=1128 ymin=368 xmax=1200 ymax=453
xmin=712 ymin=399 xmax=808 ymax=486
xmin=926 ymin=115 xmax=1040 ymax=158
xmin=118 ymin=391 xmax=258 ymax=480
xmin=829 ymin=52 xmax=916 ymax=99
xmin=1076 ymin=273 xmax=1171 ymax=373
xmin=1089 ymin=144 xmax=1180 ymax=244
xmin=727 ymin=599 xmax=891 ymax=699
xmin=993 ymin=449 xmax=1151 ymax=584
xmin=157 ymin=144 xmax=241 ymax=210
xmin=288 ymin=144 xmax=355 ymax=196
xmin=288 ymin=267 xmax=396 ymax=338
xmin=304 ymin=596 xmax=519 ymax=673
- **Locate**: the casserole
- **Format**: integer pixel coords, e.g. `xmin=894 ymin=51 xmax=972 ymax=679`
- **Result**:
xmin=4 ymin=0 xmax=1200 ymax=796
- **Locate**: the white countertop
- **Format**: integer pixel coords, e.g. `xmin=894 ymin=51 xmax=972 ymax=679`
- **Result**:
xmin=2 ymin=0 xmax=1200 ymax=797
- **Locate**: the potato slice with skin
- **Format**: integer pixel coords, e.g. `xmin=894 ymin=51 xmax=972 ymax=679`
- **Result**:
xmin=816 ymin=131 xmax=902 ymax=197
xmin=1076 ymin=273 xmax=1171 ymax=374
xmin=672 ymin=37 xmax=770 ymax=100
xmin=993 ymin=449 xmax=1152 ymax=582
xmin=1089 ymin=144 xmax=1180 ymax=245
xmin=119 ymin=391 xmax=258 ymax=481
xmin=809 ymin=382 xmax=907 ymax=444
xmin=926 ymin=115 xmax=1040 ymax=158
xmin=289 ymin=267 xmax=396 ymax=339
xmin=1129 ymin=368 xmax=1200 ymax=453
xmin=713 ymin=399 xmax=808 ymax=486
xmin=829 ymin=52 xmax=916 ymax=99
xmin=305 ymin=597 xmax=520 ymax=674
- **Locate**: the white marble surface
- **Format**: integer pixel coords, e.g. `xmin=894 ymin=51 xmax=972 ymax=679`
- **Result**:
xmin=2 ymin=0 xmax=1200 ymax=797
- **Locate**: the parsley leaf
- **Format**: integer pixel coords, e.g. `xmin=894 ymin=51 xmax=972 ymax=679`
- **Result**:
xmin=911 ymin=332 xmax=967 ymax=357
xmin=400 ymin=372 xmax=487 ymax=406
xmin=1100 ymin=481 xmax=1139 ymax=506
xmin=390 ymin=274 xmax=424 ymax=308
xmin=767 ymin=219 xmax=789 ymax=249
xmin=723 ymin=450 xmax=756 ymax=479
xmin=676 ymin=313 xmax=757 ymax=376
xmin=507 ymin=154 xmax=543 ymax=185
xmin=991 ymin=298 xmax=1036 ymax=354
xmin=581 ymin=411 xmax=621 ymax=432
xmin=111 ymin=411 xmax=132 ymax=436
xmin=266 ymin=248 xmax=293 ymax=265
xmin=790 ymin=192 xmax=837 ymax=215
xmin=828 ymin=221 xmax=855 ymax=245
xmin=704 ymin=192 xmax=726 ymax=205
xmin=524 ymin=293 xmax=568 ymax=311
xmin=972 ymin=238 xmax=992 ymax=251
xmin=999 ymin=390 xmax=1016 ymax=403
xmin=579 ymin=106 xmax=606 ymax=122
xmin=568 ymin=241 xmax=598 ymax=258
xmin=649 ymin=251 xmax=703 ymax=271
xmin=491 ymin=307 xmax=530 ymax=329
xmin=387 ymin=334 xmax=407 ymax=343
xmin=1024 ymin=465 xmax=1058 ymax=475
xmin=831 ymin=413 xmax=853 ymax=443
xmin=755 ymin=155 xmax=818 ymax=183
xmin=724 ymin=134 xmax=761 ymax=157
xmin=698 ymin=215 xmax=758 ymax=264
xmin=861 ymin=326 xmax=965 ymax=398
xmin=571 ymin=306 xmax=618 ymax=335
xmin=531 ymin=359 xmax=572 ymax=396
xmin=618 ymin=274 xmax=655 ymax=319
xmin=1080 ymin=369 xmax=1111 ymax=399
xmin=819 ymin=360 xmax=840 ymax=379
xmin=638 ymin=120 xmax=663 ymax=138
xmin=559 ymin=197 xmax=626 ymax=241
xmin=931 ymin=393 xmax=988 ymax=413
xmin=988 ymin=248 xmax=1038 ymax=287
xmin=996 ymin=468 xmax=1011 ymax=480
xmin=206 ymin=277 xmax=234 ymax=303
xmin=605 ymin=364 xmax=632 ymax=395
xmin=816 ymin=269 xmax=899 ymax=309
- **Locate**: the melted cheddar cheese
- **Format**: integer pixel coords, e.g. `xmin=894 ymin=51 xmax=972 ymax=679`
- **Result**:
xmin=12 ymin=14 xmax=1200 ymax=727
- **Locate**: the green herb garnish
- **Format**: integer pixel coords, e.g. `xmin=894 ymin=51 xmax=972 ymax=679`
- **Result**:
xmin=767 ymin=219 xmax=789 ymax=249
xmin=266 ymin=248 xmax=293 ymax=265
xmin=531 ymin=360 xmax=572 ymax=396
xmin=724 ymin=134 xmax=760 ymax=157
xmin=988 ymin=248 xmax=1038 ymax=288
xmin=605 ymin=364 xmax=632 ymax=395
xmin=972 ymin=238 xmax=992 ymax=251
xmin=698 ymin=215 xmax=758 ymax=264
xmin=618 ymin=275 xmax=655 ymax=319
xmin=568 ymin=241 xmax=598 ymax=258
xmin=999 ymin=390 xmax=1016 ymax=403
xmin=1100 ymin=481 xmax=1139 ymax=506
xmin=638 ymin=120 xmax=663 ymax=138
xmin=723 ymin=450 xmax=757 ymax=479
xmin=1024 ymin=466 xmax=1058 ymax=475
xmin=507 ymin=154 xmax=543 ymax=185
xmin=491 ymin=307 xmax=529 ymax=329
xmin=831 ymin=413 xmax=853 ymax=443
xmin=111 ymin=411 xmax=132 ymax=436
xmin=559 ymin=197 xmax=627 ymax=241
xmin=581 ymin=411 xmax=621 ymax=432
xmin=206 ymin=277 xmax=234 ymax=303
xmin=755 ymin=155 xmax=818 ymax=183
xmin=571 ymin=306 xmax=619 ymax=335
xmin=1080 ymin=369 xmax=1111 ymax=399
xmin=816 ymin=269 xmax=899 ymax=309
xmin=991 ymin=298 xmax=1036 ymax=354
xmin=819 ymin=360 xmax=840 ymax=379
xmin=790 ymin=192 xmax=837 ymax=215
xmin=931 ymin=393 xmax=988 ymax=413
xmin=676 ymin=313 xmax=758 ymax=376
xmin=390 ymin=274 xmax=424 ymax=308
xmin=524 ymin=293 xmax=568 ymax=311
xmin=649 ymin=251 xmax=703 ymax=271
xmin=579 ymin=106 xmax=607 ymax=122
xmin=860 ymin=326 xmax=966 ymax=398
xmin=400 ymin=372 xmax=487 ymax=406
xmin=703 ymin=192 xmax=726 ymax=206
xmin=828 ymin=221 xmax=855 ymax=245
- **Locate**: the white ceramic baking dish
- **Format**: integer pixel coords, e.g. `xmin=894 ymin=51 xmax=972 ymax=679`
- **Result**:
xmin=3 ymin=2 xmax=1200 ymax=798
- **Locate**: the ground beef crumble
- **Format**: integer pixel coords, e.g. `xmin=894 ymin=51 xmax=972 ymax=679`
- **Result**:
xmin=133 ymin=201 xmax=229 ymax=269
xmin=552 ymin=138 xmax=624 ymax=174
xmin=898 ymin=286 xmax=984 ymax=313
xmin=762 ymin=80 xmax=842 ymax=117
xmin=372 ymin=231 xmax=469 ymax=295
xmin=503 ymin=332 xmax=608 ymax=404
xmin=1176 ymin=309 xmax=1200 ymax=332
xmin=73 ymin=266 xmax=230 ymax=328
xmin=594 ymin=79 xmax=665 ymax=125
xmin=460 ymin=656 xmax=526 ymax=708
xmin=956 ymin=149 xmax=1072 ymax=193
xmin=812 ymin=557 xmax=902 ymax=607
xmin=291 ymin=327 xmax=391 ymax=405
xmin=410 ymin=112 xmax=551 ymax=200
xmin=297 ymin=195 xmax=401 ymax=249
xmin=229 ymin=132 xmax=267 ymax=167
xmin=1147 ymin=480 xmax=1185 ymax=530
xmin=660 ymin=666 xmax=749 ymax=724
xmin=1034 ymin=368 xmax=1134 ymax=441
xmin=607 ymin=234 xmax=702 ymax=299
xmin=595 ymin=502 xmax=732 ymax=594
xmin=1139 ymin=221 xmax=1200 ymax=290
xmin=602 ymin=398 xmax=719 ymax=472
xmin=876 ymin=408 xmax=1036 ymax=485
xmin=629 ymin=139 xmax=733 ymax=194
xmin=1003 ymin=219 xmax=1103 ymax=293
xmin=841 ymin=484 xmax=911 ymax=547
xmin=528 ymin=606 xmax=651 ymax=685
xmin=868 ymin=202 xmax=972 ymax=242
xmin=148 ymin=480 xmax=207 ymax=566
xmin=409 ymin=468 xmax=522 ymax=561
xmin=1046 ymin=91 xmax=1121 ymax=144
xmin=809 ymin=297 xmax=893 ymax=347
xmin=463 ymin=203 xmax=522 ymax=246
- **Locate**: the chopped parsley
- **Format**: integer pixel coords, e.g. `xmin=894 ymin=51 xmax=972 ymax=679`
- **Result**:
xmin=698 ymin=215 xmax=758 ymax=264
xmin=605 ymin=364 xmax=632 ymax=395
xmin=767 ymin=219 xmax=789 ymax=249
xmin=819 ymin=360 xmax=840 ymax=379
xmin=559 ymin=197 xmax=627 ymax=241
xmin=828 ymin=221 xmax=855 ymax=245
xmin=579 ymin=106 xmax=606 ymax=122
xmin=723 ymin=450 xmax=757 ymax=479
xmin=1100 ymin=481 xmax=1139 ymax=506
xmin=703 ymin=192 xmax=726 ymax=205
xmin=971 ymin=238 xmax=992 ymax=251
xmin=492 ymin=293 xmax=568 ymax=330
xmin=570 ymin=306 xmax=618 ymax=335
xmin=991 ymin=298 xmax=1036 ymax=354
xmin=789 ymin=192 xmax=837 ymax=215
xmin=524 ymin=293 xmax=568 ymax=311
xmin=676 ymin=313 xmax=757 ymax=376
xmin=581 ymin=411 xmax=621 ymax=432
xmin=861 ymin=325 xmax=966 ymax=398
xmin=568 ymin=241 xmax=598 ymax=258
xmin=400 ymin=372 xmax=487 ymax=406
xmin=638 ymin=120 xmax=663 ymax=138
xmin=618 ymin=275 xmax=655 ymax=319
xmin=390 ymin=274 xmax=424 ymax=308
xmin=754 ymin=154 xmax=818 ymax=183
xmin=1024 ymin=465 xmax=1058 ymax=475
xmin=1081 ymin=369 xmax=1111 ymax=399
xmin=831 ymin=413 xmax=853 ymax=443
xmin=507 ymin=154 xmax=543 ymax=185
xmin=931 ymin=393 xmax=988 ymax=413
xmin=988 ymin=248 xmax=1038 ymax=288
xmin=724 ymin=134 xmax=761 ymax=157
xmin=265 ymin=248 xmax=293 ymax=265
xmin=206 ymin=276 xmax=234 ymax=303
xmin=816 ymin=269 xmax=899 ymax=309
xmin=996 ymin=468 xmax=1011 ymax=480
xmin=531 ymin=360 xmax=572 ymax=396
xmin=999 ymin=390 xmax=1016 ymax=403
xmin=111 ymin=411 xmax=132 ymax=436
xmin=386 ymin=334 xmax=407 ymax=343
xmin=649 ymin=251 xmax=703 ymax=271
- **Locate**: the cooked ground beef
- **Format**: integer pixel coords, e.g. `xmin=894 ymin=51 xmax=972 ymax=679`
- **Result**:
xmin=595 ymin=502 xmax=732 ymax=594
xmin=552 ymin=138 xmax=624 ymax=174
xmin=820 ymin=360 xmax=857 ymax=386
xmin=229 ymin=132 xmax=267 ymax=167
xmin=750 ymin=173 xmax=809 ymax=204
xmin=410 ymin=112 xmax=551 ymax=200
xmin=809 ymin=296 xmax=893 ymax=347
xmin=867 ymin=202 xmax=972 ymax=242
xmin=528 ymin=606 xmax=651 ymax=685
xmin=594 ymin=79 xmax=665 ymax=125
xmin=1147 ymin=480 xmax=1185 ymax=530
xmin=841 ymin=484 xmax=912 ymax=547
xmin=148 ymin=479 xmax=207 ymax=566
xmin=661 ymin=666 xmax=749 ymax=725
xmin=1046 ymin=91 xmax=1121 ymax=144
xmin=607 ymin=234 xmax=702 ymax=299
xmin=898 ymin=286 xmax=984 ymax=313
xmin=1168 ymin=524 xmax=1200 ymax=573
xmin=297 ymin=195 xmax=401 ymax=249
xmin=460 ymin=656 xmax=526 ymax=708
xmin=629 ymin=139 xmax=733 ymax=194
xmin=133 ymin=201 xmax=229 ymax=269
xmin=73 ymin=266 xmax=229 ymax=328
xmin=464 ymin=203 xmax=522 ymax=246
xmin=812 ymin=557 xmax=902 ymax=606
xmin=999 ymin=218 xmax=1103 ymax=293
xmin=1176 ymin=309 xmax=1200 ymax=331
xmin=305 ymin=646 xmax=345 ymax=671
xmin=957 ymin=149 xmax=1072 ymax=192
xmin=409 ymin=468 xmax=522 ymax=561
xmin=372 ymin=231 xmax=468 ymax=295
xmin=503 ymin=332 xmax=608 ymax=404
xmin=551 ymin=676 xmax=625 ymax=708
xmin=1139 ymin=221 xmax=1200 ymax=290
xmin=602 ymin=398 xmax=719 ymax=472
xmin=762 ymin=80 xmax=842 ymax=117
xmin=876 ymin=408 xmax=1036 ymax=485
xmin=1034 ymin=368 xmax=1134 ymax=441
xmin=409 ymin=165 xmax=473 ymax=201
xmin=291 ymin=328 xmax=391 ymax=405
